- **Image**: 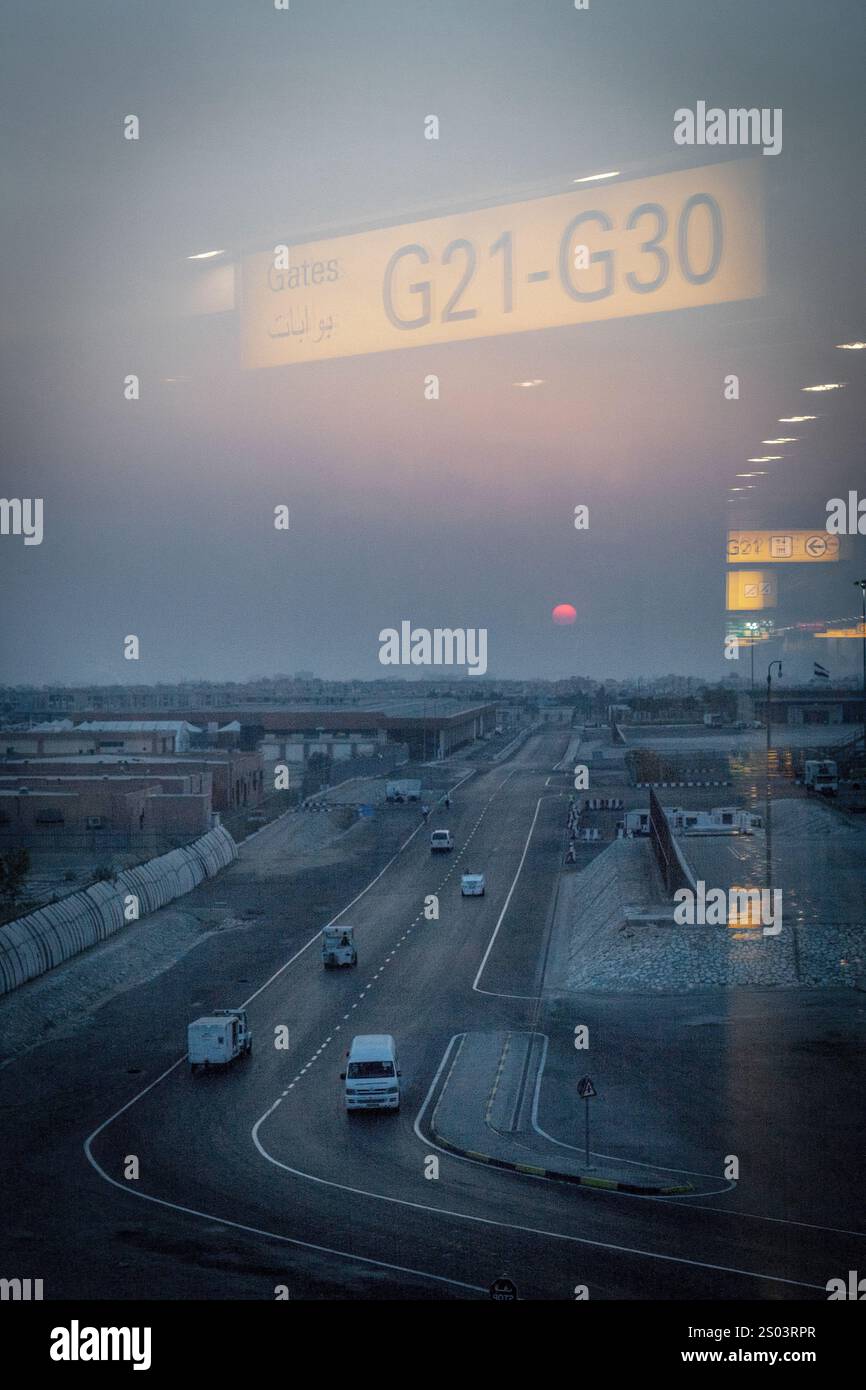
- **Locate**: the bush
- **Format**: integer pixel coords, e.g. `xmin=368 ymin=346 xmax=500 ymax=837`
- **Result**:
xmin=0 ymin=848 xmax=30 ymax=906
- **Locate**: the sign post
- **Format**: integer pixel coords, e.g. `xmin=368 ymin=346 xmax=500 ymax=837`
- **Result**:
xmin=577 ymin=1075 xmax=597 ymax=1169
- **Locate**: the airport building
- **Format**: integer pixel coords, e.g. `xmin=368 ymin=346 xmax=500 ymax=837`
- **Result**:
xmin=0 ymin=721 xmax=200 ymax=757
xmin=752 ymin=689 xmax=865 ymax=726
xmin=5 ymin=703 xmax=498 ymax=762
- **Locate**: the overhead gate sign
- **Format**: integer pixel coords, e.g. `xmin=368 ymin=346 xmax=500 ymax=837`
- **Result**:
xmin=241 ymin=160 xmax=765 ymax=368
xmin=727 ymin=531 xmax=841 ymax=564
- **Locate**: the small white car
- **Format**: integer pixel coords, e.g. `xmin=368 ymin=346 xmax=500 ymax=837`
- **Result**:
xmin=430 ymin=829 xmax=454 ymax=852
xmin=461 ymin=873 xmax=485 ymax=896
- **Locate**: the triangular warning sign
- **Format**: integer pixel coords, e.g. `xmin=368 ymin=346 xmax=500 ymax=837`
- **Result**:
xmin=577 ymin=1076 xmax=597 ymax=1098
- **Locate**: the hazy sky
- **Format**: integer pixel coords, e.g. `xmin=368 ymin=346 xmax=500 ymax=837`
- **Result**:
xmin=1 ymin=0 xmax=864 ymax=685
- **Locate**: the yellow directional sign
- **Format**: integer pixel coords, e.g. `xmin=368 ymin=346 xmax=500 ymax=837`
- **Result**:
xmin=727 ymin=531 xmax=840 ymax=564
xmin=241 ymin=160 xmax=765 ymax=368
xmin=726 ymin=569 xmax=777 ymax=610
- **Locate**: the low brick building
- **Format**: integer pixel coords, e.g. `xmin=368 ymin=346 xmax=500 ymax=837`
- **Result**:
xmin=0 ymin=777 xmax=211 ymax=838
xmin=0 ymin=749 xmax=263 ymax=814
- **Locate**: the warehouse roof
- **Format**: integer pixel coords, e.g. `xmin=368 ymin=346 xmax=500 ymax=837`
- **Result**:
xmin=72 ymin=721 xmax=202 ymax=733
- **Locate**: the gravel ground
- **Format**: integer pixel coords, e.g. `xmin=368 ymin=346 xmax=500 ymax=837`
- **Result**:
xmin=561 ymin=804 xmax=866 ymax=992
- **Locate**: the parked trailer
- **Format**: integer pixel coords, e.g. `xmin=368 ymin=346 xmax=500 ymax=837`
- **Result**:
xmin=386 ymin=778 xmax=422 ymax=802
xmin=188 ymin=1009 xmax=252 ymax=1073
xmin=804 ymin=760 xmax=838 ymax=795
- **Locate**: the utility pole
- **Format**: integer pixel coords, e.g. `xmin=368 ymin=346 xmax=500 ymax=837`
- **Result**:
xmin=745 ymin=622 xmax=758 ymax=700
xmin=765 ymin=660 xmax=782 ymax=888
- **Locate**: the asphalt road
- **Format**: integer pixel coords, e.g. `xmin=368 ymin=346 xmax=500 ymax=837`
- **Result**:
xmin=1 ymin=729 xmax=864 ymax=1301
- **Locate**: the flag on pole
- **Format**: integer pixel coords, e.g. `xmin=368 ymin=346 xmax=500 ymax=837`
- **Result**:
xmin=813 ymin=661 xmax=830 ymax=679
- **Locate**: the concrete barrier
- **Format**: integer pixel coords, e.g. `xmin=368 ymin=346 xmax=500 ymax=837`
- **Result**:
xmin=0 ymin=825 xmax=237 ymax=995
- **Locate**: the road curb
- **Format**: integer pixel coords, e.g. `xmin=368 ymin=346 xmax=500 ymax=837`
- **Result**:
xmin=430 ymin=1127 xmax=694 ymax=1195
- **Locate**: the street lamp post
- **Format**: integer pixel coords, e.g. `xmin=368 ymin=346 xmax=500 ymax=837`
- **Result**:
xmin=856 ymin=581 xmax=866 ymax=761
xmin=765 ymin=660 xmax=782 ymax=888
xmin=745 ymin=621 xmax=758 ymax=706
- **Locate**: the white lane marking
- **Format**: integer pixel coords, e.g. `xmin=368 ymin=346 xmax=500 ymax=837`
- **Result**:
xmin=228 ymin=774 xmax=475 ymax=1016
xmin=528 ymin=1037 xmax=866 ymax=1237
xmin=83 ymin=1108 xmax=483 ymax=1294
xmin=472 ymin=796 xmax=545 ymax=995
xmin=78 ymin=763 xmax=530 ymax=1292
xmin=254 ymin=765 xmax=518 ymax=1108
xmin=248 ymin=1037 xmax=825 ymax=1294
xmin=646 ymin=1196 xmax=866 ymax=1239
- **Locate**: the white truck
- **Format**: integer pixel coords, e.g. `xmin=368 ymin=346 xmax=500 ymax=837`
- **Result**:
xmin=804 ymin=759 xmax=838 ymax=795
xmin=188 ymin=1009 xmax=252 ymax=1073
xmin=386 ymin=779 xmax=422 ymax=802
xmin=430 ymin=828 xmax=454 ymax=852
xmin=340 ymin=1034 xmax=401 ymax=1112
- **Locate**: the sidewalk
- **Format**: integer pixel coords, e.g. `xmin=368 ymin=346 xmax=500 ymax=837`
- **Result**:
xmin=430 ymin=1031 xmax=695 ymax=1194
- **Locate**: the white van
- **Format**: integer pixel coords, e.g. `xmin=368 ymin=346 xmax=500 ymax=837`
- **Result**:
xmin=461 ymin=872 xmax=485 ymax=896
xmin=341 ymin=1034 xmax=400 ymax=1112
xmin=430 ymin=828 xmax=454 ymax=852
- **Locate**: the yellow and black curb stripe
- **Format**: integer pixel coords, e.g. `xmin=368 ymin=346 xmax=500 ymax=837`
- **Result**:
xmin=432 ymin=1131 xmax=693 ymax=1195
